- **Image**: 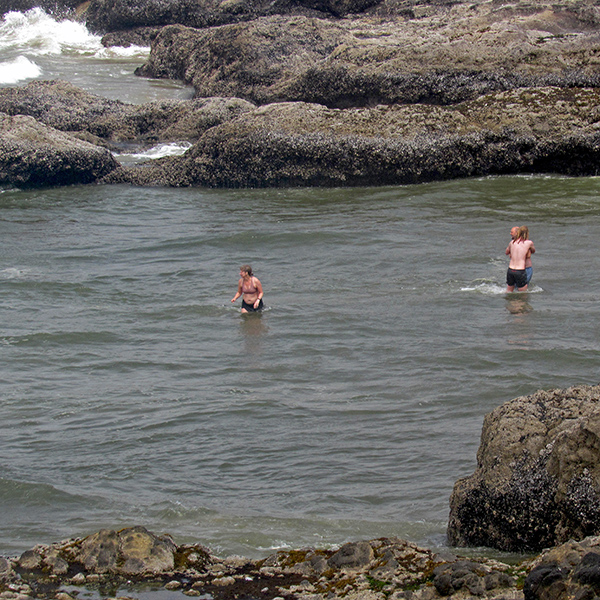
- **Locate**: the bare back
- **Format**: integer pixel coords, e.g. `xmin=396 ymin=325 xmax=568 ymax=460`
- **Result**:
xmin=508 ymin=239 xmax=534 ymax=270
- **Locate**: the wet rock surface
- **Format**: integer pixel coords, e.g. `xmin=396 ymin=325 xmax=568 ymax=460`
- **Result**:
xmin=4 ymin=1 xmax=600 ymax=187
xmin=0 ymin=112 xmax=119 ymax=188
xmin=0 ymin=526 xmax=530 ymax=600
xmin=524 ymin=537 xmax=600 ymax=600
xmin=135 ymin=6 xmax=600 ymax=108
xmin=448 ymin=384 xmax=600 ymax=553
xmin=0 ymin=80 xmax=255 ymax=147
xmin=101 ymin=90 xmax=600 ymax=187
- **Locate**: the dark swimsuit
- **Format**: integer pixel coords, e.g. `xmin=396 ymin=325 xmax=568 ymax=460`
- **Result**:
xmin=242 ymin=299 xmax=264 ymax=312
xmin=507 ymin=268 xmax=528 ymax=289
xmin=241 ymin=277 xmax=263 ymax=311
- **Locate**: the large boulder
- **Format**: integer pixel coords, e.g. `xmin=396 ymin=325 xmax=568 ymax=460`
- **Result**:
xmin=0 ymin=0 xmax=81 ymax=18
xmin=136 ymin=4 xmax=600 ymax=107
xmin=448 ymin=385 xmax=600 ymax=552
xmin=0 ymin=112 xmax=119 ymax=187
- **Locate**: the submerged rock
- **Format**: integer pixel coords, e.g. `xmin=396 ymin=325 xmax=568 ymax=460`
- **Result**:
xmin=448 ymin=384 xmax=600 ymax=552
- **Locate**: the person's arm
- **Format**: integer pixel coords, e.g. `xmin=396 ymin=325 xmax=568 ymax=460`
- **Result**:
xmin=528 ymin=241 xmax=535 ymax=255
xmin=231 ymin=280 xmax=242 ymax=302
xmin=253 ymin=278 xmax=263 ymax=308
xmin=505 ymin=242 xmax=511 ymax=255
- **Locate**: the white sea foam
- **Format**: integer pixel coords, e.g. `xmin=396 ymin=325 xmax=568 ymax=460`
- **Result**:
xmin=95 ymin=44 xmax=150 ymax=59
xmin=460 ymin=281 xmax=507 ymax=295
xmin=0 ymin=8 xmax=148 ymax=58
xmin=0 ymin=267 xmax=27 ymax=279
xmin=115 ymin=142 xmax=193 ymax=163
xmin=0 ymin=55 xmax=41 ymax=84
xmin=460 ymin=280 xmax=543 ymax=295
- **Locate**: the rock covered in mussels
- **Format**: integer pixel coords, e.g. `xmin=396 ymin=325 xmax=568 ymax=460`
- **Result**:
xmin=0 ymin=80 xmax=256 ymax=146
xmin=5 ymin=1 xmax=600 ymax=187
xmin=136 ymin=3 xmax=600 ymax=107
xmin=82 ymin=0 xmax=373 ymax=34
xmin=448 ymin=385 xmax=600 ymax=553
xmin=524 ymin=537 xmax=600 ymax=600
xmin=0 ymin=112 xmax=119 ymax=188
xmin=101 ymin=89 xmax=600 ymax=187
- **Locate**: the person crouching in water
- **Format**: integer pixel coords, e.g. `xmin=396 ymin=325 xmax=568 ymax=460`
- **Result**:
xmin=231 ymin=265 xmax=264 ymax=312
xmin=506 ymin=228 xmax=535 ymax=292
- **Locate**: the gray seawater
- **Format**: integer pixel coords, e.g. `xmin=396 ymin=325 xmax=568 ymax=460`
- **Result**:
xmin=1 ymin=7 xmax=600 ymax=565
xmin=1 ymin=178 xmax=600 ymax=561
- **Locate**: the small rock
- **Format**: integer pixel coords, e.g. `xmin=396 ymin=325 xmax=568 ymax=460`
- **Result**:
xmin=212 ymin=576 xmax=235 ymax=587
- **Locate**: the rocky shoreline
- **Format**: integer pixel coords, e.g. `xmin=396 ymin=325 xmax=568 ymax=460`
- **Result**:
xmin=3 ymin=525 xmax=600 ymax=600
xmin=3 ymin=385 xmax=600 ymax=600
xmin=3 ymin=0 xmax=600 ymax=188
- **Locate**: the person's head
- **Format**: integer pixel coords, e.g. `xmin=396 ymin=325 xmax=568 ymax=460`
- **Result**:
xmin=510 ymin=226 xmax=519 ymax=239
xmin=517 ymin=226 xmax=529 ymax=241
xmin=240 ymin=264 xmax=253 ymax=277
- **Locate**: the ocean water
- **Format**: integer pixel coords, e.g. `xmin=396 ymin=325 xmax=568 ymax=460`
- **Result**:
xmin=0 ymin=7 xmax=192 ymax=102
xmin=1 ymin=9 xmax=600 ymax=563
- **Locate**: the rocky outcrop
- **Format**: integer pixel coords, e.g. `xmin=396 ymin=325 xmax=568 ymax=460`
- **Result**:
xmin=83 ymin=0 xmax=374 ymax=34
xmin=102 ymin=88 xmax=600 ymax=187
xmin=4 ymin=81 xmax=600 ymax=189
xmin=5 ymin=1 xmax=600 ymax=187
xmin=0 ymin=112 xmax=119 ymax=188
xmin=2 ymin=527 xmax=529 ymax=600
xmin=136 ymin=4 xmax=600 ymax=107
xmin=448 ymin=385 xmax=600 ymax=553
xmin=0 ymin=80 xmax=256 ymax=147
xmin=0 ymin=0 xmax=81 ymax=18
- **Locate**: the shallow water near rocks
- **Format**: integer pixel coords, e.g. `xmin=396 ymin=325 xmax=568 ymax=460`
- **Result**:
xmin=1 ymin=177 xmax=600 ymax=562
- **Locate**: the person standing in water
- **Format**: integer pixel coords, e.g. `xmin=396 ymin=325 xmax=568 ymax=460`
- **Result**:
xmin=519 ymin=225 xmax=535 ymax=285
xmin=506 ymin=227 xmax=535 ymax=292
xmin=231 ymin=265 xmax=264 ymax=312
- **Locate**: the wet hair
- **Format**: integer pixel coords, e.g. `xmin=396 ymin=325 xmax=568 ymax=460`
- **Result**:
xmin=517 ymin=226 xmax=529 ymax=241
xmin=240 ymin=264 xmax=253 ymax=276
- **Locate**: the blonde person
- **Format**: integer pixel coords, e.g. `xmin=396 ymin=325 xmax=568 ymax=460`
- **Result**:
xmin=519 ymin=226 xmax=535 ymax=285
xmin=506 ymin=227 xmax=535 ymax=292
xmin=231 ymin=265 xmax=264 ymax=312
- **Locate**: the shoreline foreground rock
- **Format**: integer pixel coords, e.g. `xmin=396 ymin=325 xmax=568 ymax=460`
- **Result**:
xmin=3 ymin=0 xmax=600 ymax=188
xmin=448 ymin=384 xmax=600 ymax=554
xmin=4 ymin=525 xmax=600 ymax=600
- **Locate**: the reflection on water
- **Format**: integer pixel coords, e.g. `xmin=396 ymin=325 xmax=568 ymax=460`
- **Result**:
xmin=506 ymin=293 xmax=533 ymax=347
xmin=239 ymin=312 xmax=268 ymax=355
xmin=505 ymin=294 xmax=533 ymax=316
